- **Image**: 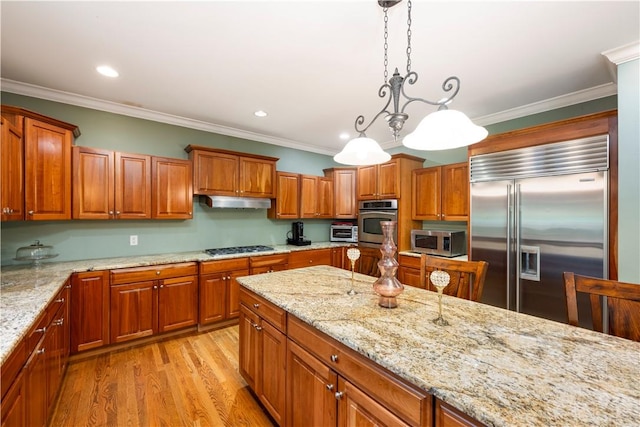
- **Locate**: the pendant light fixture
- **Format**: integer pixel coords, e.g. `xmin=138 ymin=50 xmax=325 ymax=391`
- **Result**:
xmin=333 ymin=0 xmax=487 ymax=165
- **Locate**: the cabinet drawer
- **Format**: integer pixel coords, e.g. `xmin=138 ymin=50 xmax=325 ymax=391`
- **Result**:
xmin=240 ymin=287 xmax=286 ymax=333
xmin=249 ymin=254 xmax=289 ymax=270
xmin=200 ymin=257 xmax=249 ymax=275
xmin=399 ymin=254 xmax=421 ymax=269
xmin=111 ymin=262 xmax=197 ymax=284
xmin=288 ymin=316 xmax=430 ymax=427
xmin=288 ymin=249 xmax=332 ymax=269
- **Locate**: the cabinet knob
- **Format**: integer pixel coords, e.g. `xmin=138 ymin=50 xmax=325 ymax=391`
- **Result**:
xmin=330 ymin=354 xmax=339 ymax=363
xmin=255 ymin=325 xmax=263 ymax=331
xmin=253 ymin=303 xmax=260 ymax=309
xmin=54 ymin=318 xmax=64 ymax=326
xmin=109 ymin=210 xmax=114 ymax=215
xmin=28 ymin=210 xmax=34 ymax=215
xmin=326 ymin=384 xmax=334 ymax=391
xmin=159 ymin=285 xmax=164 ymax=288
xmin=116 ymin=211 xmax=121 ymax=215
xmin=56 ymin=298 xmax=65 ymax=303
xmin=153 ymin=285 xmax=158 ymax=289
xmin=37 ymin=348 xmax=46 ymax=355
xmin=156 ymin=271 xmax=161 ymax=275
xmin=334 ymin=391 xmax=344 ymax=400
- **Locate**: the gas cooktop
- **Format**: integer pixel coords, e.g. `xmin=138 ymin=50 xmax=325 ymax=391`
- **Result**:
xmin=205 ymin=245 xmax=274 ymax=256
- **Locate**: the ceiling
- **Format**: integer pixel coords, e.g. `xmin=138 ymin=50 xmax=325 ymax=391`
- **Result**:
xmin=1 ymin=1 xmax=638 ymax=157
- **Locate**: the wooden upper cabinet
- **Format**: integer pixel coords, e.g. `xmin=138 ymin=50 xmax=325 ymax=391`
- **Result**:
xmin=268 ymin=171 xmax=300 ymax=219
xmin=323 ymin=167 xmax=357 ymax=219
xmin=300 ymin=175 xmax=333 ymax=219
xmin=412 ymin=162 xmax=469 ymax=221
xmin=151 ymin=156 xmax=193 ymax=219
xmin=24 ymin=118 xmax=73 ymax=220
xmin=116 ymin=152 xmax=152 ymax=219
xmin=1 ymin=116 xmax=25 ymax=221
xmin=357 ymin=154 xmax=423 ymax=201
xmin=185 ymin=145 xmax=278 ymax=198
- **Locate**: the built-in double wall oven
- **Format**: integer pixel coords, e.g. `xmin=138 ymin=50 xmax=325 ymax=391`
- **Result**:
xmin=357 ymin=199 xmax=398 ymax=247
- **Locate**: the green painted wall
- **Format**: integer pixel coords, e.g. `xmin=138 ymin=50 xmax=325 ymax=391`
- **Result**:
xmin=616 ymin=59 xmax=640 ymax=282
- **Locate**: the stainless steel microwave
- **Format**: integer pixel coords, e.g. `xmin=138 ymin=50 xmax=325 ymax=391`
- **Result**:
xmin=411 ymin=230 xmax=466 ymax=257
xmin=330 ymin=224 xmax=358 ymax=243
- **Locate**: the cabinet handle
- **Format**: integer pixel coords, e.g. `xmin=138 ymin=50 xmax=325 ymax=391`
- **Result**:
xmin=255 ymin=325 xmax=263 ymax=331
xmin=330 ymin=354 xmax=339 ymax=363
xmin=334 ymin=391 xmax=344 ymax=400
xmin=28 ymin=210 xmax=34 ymax=215
xmin=253 ymin=303 xmax=260 ymax=309
xmin=37 ymin=348 xmax=46 ymax=355
xmin=65 ymin=284 xmax=71 ymax=289
xmin=35 ymin=327 xmax=47 ymax=334
xmin=56 ymin=298 xmax=65 ymax=303
xmin=326 ymin=384 xmax=334 ymax=391
xmin=54 ymin=318 xmax=64 ymax=326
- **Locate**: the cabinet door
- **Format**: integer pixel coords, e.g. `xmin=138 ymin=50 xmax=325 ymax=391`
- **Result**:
xmin=158 ymin=275 xmax=198 ymax=332
xmin=71 ymin=271 xmax=110 ymax=352
xmin=435 ymin=399 xmax=484 ymax=427
xmin=259 ymin=320 xmax=286 ymax=426
xmin=300 ymin=175 xmax=318 ymax=218
xmin=317 ymin=176 xmax=334 ymax=218
xmin=239 ymin=156 xmax=276 ymax=198
xmin=72 ymin=146 xmax=114 ymax=219
xmin=412 ymin=167 xmax=441 ymax=220
xmin=332 ymin=169 xmax=357 ymax=219
xmin=1 ymin=371 xmax=25 ymax=427
xmin=269 ymin=172 xmax=299 ymax=219
xmin=110 ymin=281 xmax=157 ymax=343
xmin=357 ymin=165 xmax=378 ymax=200
xmin=331 ymin=247 xmax=345 ymax=269
xmin=441 ymin=162 xmax=469 ymax=221
xmin=355 ymin=247 xmax=381 ymax=277
xmin=24 ymin=339 xmax=47 ymax=427
xmin=337 ymin=377 xmax=410 ymax=427
xmin=239 ymin=304 xmax=261 ymax=390
xmin=115 ymin=152 xmax=152 ymax=219
xmin=377 ymin=160 xmax=399 ymax=199
xmin=199 ymin=273 xmax=226 ymax=325
xmin=24 ymin=118 xmax=72 ymax=220
xmin=227 ymin=269 xmax=248 ymax=319
xmin=397 ymin=266 xmax=423 ymax=288
xmin=152 ymin=156 xmax=193 ymax=219
xmin=192 ymin=150 xmax=238 ymax=195
xmin=287 ymin=340 xmax=338 ymax=427
xmin=0 ymin=116 xmax=24 ymax=221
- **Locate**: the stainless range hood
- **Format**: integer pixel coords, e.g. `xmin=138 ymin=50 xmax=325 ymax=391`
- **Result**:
xmin=199 ymin=195 xmax=272 ymax=209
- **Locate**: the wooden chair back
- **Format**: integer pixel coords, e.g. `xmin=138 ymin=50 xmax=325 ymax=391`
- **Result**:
xmin=563 ymin=272 xmax=640 ymax=341
xmin=419 ymin=255 xmax=488 ymax=302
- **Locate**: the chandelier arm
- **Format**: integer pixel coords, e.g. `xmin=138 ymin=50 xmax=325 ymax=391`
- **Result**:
xmin=399 ymin=74 xmax=461 ymax=113
xmin=354 ymin=83 xmax=394 ymax=134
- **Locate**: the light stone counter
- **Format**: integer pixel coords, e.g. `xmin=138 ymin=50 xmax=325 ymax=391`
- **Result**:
xmin=237 ymin=265 xmax=640 ymax=427
xmin=0 ymin=242 xmax=348 ymax=364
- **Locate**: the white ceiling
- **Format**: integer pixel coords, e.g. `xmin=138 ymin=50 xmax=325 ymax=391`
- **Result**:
xmin=1 ymin=1 xmax=638 ymax=157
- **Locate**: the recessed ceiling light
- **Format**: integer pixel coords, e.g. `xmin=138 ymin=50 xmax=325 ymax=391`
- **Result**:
xmin=96 ymin=65 xmax=119 ymax=78
xmin=339 ymin=132 xmax=350 ymax=140
xmin=254 ymin=110 xmax=268 ymax=117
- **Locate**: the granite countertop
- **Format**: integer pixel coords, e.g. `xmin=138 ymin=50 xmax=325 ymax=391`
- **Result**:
xmin=0 ymin=242 xmax=347 ymax=364
xmin=237 ymin=265 xmax=640 ymax=427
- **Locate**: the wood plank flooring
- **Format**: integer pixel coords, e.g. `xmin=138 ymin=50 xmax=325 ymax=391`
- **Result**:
xmin=49 ymin=326 xmax=276 ymax=427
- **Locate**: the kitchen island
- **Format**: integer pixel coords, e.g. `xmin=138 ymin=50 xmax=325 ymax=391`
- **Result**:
xmin=237 ymin=265 xmax=640 ymax=426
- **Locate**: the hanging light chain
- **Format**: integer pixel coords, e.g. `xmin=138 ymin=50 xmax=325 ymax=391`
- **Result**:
xmin=383 ymin=7 xmax=389 ymax=84
xmin=406 ymin=0 xmax=412 ymax=73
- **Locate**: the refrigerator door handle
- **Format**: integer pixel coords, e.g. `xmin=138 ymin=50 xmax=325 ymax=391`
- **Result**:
xmin=506 ymin=183 xmax=512 ymax=311
xmin=515 ymin=184 xmax=521 ymax=313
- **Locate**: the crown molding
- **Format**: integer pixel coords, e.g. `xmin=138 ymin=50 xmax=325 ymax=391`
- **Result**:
xmin=602 ymin=41 xmax=640 ymax=65
xmin=0 ymin=79 xmax=335 ymax=157
xmin=2 ymin=78 xmax=617 ymax=155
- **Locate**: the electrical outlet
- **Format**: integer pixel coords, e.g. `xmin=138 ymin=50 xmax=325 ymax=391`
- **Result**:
xmin=129 ymin=235 xmax=138 ymax=246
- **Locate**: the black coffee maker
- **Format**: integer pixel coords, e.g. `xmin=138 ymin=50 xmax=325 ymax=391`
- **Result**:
xmin=287 ymin=221 xmax=311 ymax=246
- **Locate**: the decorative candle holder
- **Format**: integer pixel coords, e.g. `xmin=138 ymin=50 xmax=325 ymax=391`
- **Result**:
xmin=430 ymin=270 xmax=450 ymax=326
xmin=372 ymin=221 xmax=403 ymax=308
xmin=346 ymin=247 xmax=360 ymax=295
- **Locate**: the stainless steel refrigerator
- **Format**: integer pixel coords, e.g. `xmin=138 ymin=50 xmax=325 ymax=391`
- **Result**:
xmin=469 ymin=135 xmax=609 ymax=326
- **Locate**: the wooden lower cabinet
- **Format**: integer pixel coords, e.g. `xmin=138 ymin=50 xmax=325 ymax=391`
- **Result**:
xmin=338 ymin=377 xmax=410 ymax=427
xmin=397 ymin=254 xmax=423 ymax=288
xmin=1 ymin=372 xmax=25 ymax=427
xmin=250 ymin=254 xmax=289 ymax=275
xmin=331 ymin=246 xmax=346 ymax=269
xmin=239 ymin=289 xmax=287 ymax=425
xmin=288 ymin=248 xmax=332 ymax=270
xmin=199 ymin=258 xmax=249 ymax=325
xmin=435 ymin=399 xmax=485 ymax=427
xmin=110 ymin=263 xmax=198 ymax=343
xmin=71 ymin=270 xmax=110 ymax=353
xmin=354 ymin=246 xmax=381 ymax=277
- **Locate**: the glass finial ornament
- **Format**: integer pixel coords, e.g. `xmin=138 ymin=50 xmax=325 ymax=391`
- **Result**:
xmin=346 ymin=247 xmax=361 ymax=295
xmin=430 ymin=270 xmax=450 ymax=326
xmin=372 ymin=221 xmax=403 ymax=308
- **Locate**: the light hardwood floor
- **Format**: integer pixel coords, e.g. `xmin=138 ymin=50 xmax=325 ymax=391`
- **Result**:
xmin=50 ymin=326 xmax=275 ymax=427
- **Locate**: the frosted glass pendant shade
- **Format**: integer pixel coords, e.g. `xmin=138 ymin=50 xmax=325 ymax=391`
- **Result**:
xmin=402 ymin=109 xmax=488 ymax=151
xmin=334 ymin=135 xmax=391 ymax=166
